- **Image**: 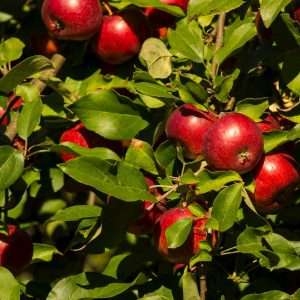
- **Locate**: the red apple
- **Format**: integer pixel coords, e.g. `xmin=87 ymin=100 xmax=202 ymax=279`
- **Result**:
xmin=252 ymin=152 xmax=300 ymax=214
xmin=59 ymin=122 xmax=121 ymax=161
xmin=293 ymin=7 xmax=300 ymax=23
xmin=165 ymin=104 xmax=216 ymax=159
xmin=128 ymin=176 xmax=164 ymax=235
xmin=203 ymin=112 xmax=263 ymax=174
xmin=93 ymin=9 xmax=149 ymax=65
xmin=41 ymin=0 xmax=102 ymax=40
xmin=154 ymin=207 xmax=208 ymax=264
xmin=31 ymin=32 xmax=60 ymax=57
xmin=0 ymin=225 xmax=33 ymax=274
xmin=257 ymin=114 xmax=281 ymax=133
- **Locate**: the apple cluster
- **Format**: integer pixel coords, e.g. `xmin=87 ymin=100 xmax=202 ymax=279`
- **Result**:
xmin=40 ymin=0 xmax=188 ymax=64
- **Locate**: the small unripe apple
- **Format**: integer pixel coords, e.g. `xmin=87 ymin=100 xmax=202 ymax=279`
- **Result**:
xmin=203 ymin=112 xmax=263 ymax=174
xmin=59 ymin=122 xmax=121 ymax=161
xmin=165 ymin=104 xmax=216 ymax=159
xmin=252 ymin=152 xmax=300 ymax=214
xmin=0 ymin=225 xmax=33 ymax=274
xmin=257 ymin=114 xmax=281 ymax=133
xmin=94 ymin=9 xmax=149 ymax=65
xmin=41 ymin=0 xmax=103 ymax=40
xmin=154 ymin=207 xmax=208 ymax=264
xmin=128 ymin=176 xmax=164 ymax=235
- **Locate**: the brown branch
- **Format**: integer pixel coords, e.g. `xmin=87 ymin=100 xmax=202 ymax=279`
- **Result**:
xmin=199 ymin=264 xmax=207 ymax=300
xmin=5 ymin=53 xmax=66 ymax=142
xmin=211 ymin=13 xmax=226 ymax=80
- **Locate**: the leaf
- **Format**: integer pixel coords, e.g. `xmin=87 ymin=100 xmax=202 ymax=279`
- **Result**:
xmin=0 ymin=38 xmax=25 ymax=66
xmin=134 ymin=82 xmax=174 ymax=99
xmin=125 ymin=139 xmax=158 ymax=175
xmin=260 ymin=0 xmax=291 ymax=28
xmin=140 ymin=285 xmax=174 ymax=300
xmin=168 ymin=20 xmax=204 ymax=63
xmin=235 ymin=98 xmax=269 ymax=121
xmin=139 ymin=38 xmax=172 ymax=79
xmin=32 ymin=243 xmax=60 ymax=263
xmin=155 ymin=140 xmax=177 ymax=169
xmin=17 ymin=86 xmax=43 ymax=140
xmin=51 ymin=205 xmax=102 ymax=222
xmin=241 ymin=290 xmax=290 ymax=300
xmin=211 ymin=183 xmax=243 ymax=232
xmin=47 ymin=272 xmax=147 ymax=300
xmin=188 ymin=0 xmax=244 ymax=17
xmin=215 ymin=22 xmax=256 ymax=65
xmin=166 ymin=217 xmax=193 ymax=249
xmin=59 ymin=157 xmax=155 ymax=202
xmin=71 ymin=90 xmax=148 ymax=140
xmin=215 ymin=69 xmax=240 ymax=102
xmin=0 ymin=267 xmax=21 ymax=300
xmin=0 ymin=146 xmax=24 ymax=190
xmin=182 ymin=268 xmax=199 ymax=300
xmin=0 ymin=55 xmax=53 ymax=93
xmin=196 ymin=170 xmax=242 ymax=194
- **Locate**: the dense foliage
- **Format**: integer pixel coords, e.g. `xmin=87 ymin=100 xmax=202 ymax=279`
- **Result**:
xmin=0 ymin=0 xmax=300 ymax=299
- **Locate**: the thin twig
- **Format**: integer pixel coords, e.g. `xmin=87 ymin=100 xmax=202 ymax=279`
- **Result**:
xmin=199 ymin=264 xmax=207 ymax=300
xmin=211 ymin=13 xmax=226 ymax=80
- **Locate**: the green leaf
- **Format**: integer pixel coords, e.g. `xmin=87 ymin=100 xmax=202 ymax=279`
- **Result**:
xmin=134 ymin=82 xmax=174 ymax=99
xmin=237 ymin=227 xmax=267 ymax=254
xmin=166 ymin=217 xmax=193 ymax=249
xmin=32 ymin=243 xmax=60 ymax=263
xmin=59 ymin=157 xmax=155 ymax=202
xmin=236 ymin=98 xmax=269 ymax=121
xmin=0 ymin=55 xmax=53 ymax=93
xmin=155 ymin=140 xmax=177 ymax=169
xmin=17 ymin=86 xmax=43 ymax=140
xmin=260 ymin=0 xmax=291 ymax=28
xmin=47 ymin=272 xmax=147 ymax=300
xmin=182 ymin=268 xmax=199 ymax=300
xmin=211 ymin=183 xmax=243 ymax=232
xmin=51 ymin=205 xmax=102 ymax=222
xmin=168 ymin=20 xmax=204 ymax=63
xmin=0 ymin=146 xmax=24 ymax=190
xmin=215 ymin=22 xmax=256 ymax=65
xmin=241 ymin=290 xmax=290 ymax=300
xmin=140 ymin=285 xmax=174 ymax=300
xmin=215 ymin=69 xmax=240 ymax=102
xmin=196 ymin=170 xmax=242 ymax=194
xmin=188 ymin=0 xmax=244 ymax=17
xmin=71 ymin=90 xmax=148 ymax=140
xmin=0 ymin=12 xmax=13 ymax=23
xmin=0 ymin=267 xmax=20 ymax=300
xmin=0 ymin=38 xmax=25 ymax=66
xmin=139 ymin=38 xmax=172 ymax=79
xmin=125 ymin=139 xmax=158 ymax=175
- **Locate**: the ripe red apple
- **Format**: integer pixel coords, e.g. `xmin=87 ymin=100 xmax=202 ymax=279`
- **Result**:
xmin=94 ymin=9 xmax=149 ymax=65
xmin=165 ymin=104 xmax=216 ymax=159
xmin=252 ymin=152 xmax=300 ymax=214
xmin=0 ymin=225 xmax=33 ymax=274
xmin=59 ymin=122 xmax=121 ymax=161
xmin=154 ymin=207 xmax=208 ymax=264
xmin=203 ymin=112 xmax=263 ymax=174
xmin=31 ymin=32 xmax=60 ymax=57
xmin=128 ymin=176 xmax=164 ymax=235
xmin=292 ymin=7 xmax=300 ymax=23
xmin=0 ymin=93 xmax=23 ymax=126
xmin=41 ymin=0 xmax=102 ymax=40
xmin=257 ymin=114 xmax=281 ymax=133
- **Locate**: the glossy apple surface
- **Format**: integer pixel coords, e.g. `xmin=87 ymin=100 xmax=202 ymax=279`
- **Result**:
xmin=41 ymin=0 xmax=102 ymax=40
xmin=203 ymin=112 xmax=263 ymax=174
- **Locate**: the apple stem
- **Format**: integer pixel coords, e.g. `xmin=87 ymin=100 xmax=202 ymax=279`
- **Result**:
xmin=211 ymin=13 xmax=226 ymax=80
xmin=4 ymin=53 xmax=66 ymax=142
xmin=102 ymin=1 xmax=113 ymax=16
xmin=199 ymin=263 xmax=207 ymax=300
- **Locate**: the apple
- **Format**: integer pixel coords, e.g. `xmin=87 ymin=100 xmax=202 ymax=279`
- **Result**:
xmin=154 ymin=207 xmax=208 ymax=264
xmin=0 ymin=93 xmax=23 ymax=126
xmin=252 ymin=152 xmax=300 ymax=214
xmin=203 ymin=112 xmax=263 ymax=174
xmin=93 ymin=8 xmax=149 ymax=65
xmin=31 ymin=32 xmax=60 ymax=57
xmin=59 ymin=122 xmax=121 ymax=161
xmin=0 ymin=225 xmax=33 ymax=274
xmin=292 ymin=7 xmax=300 ymax=23
xmin=257 ymin=114 xmax=281 ymax=133
xmin=128 ymin=176 xmax=164 ymax=235
xmin=165 ymin=104 xmax=216 ymax=159
xmin=41 ymin=0 xmax=102 ymax=40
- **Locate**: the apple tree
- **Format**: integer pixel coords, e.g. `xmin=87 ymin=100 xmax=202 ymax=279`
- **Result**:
xmin=0 ymin=0 xmax=300 ymax=299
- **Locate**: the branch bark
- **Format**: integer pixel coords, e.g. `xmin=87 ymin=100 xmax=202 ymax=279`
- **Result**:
xmin=199 ymin=263 xmax=207 ymax=300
